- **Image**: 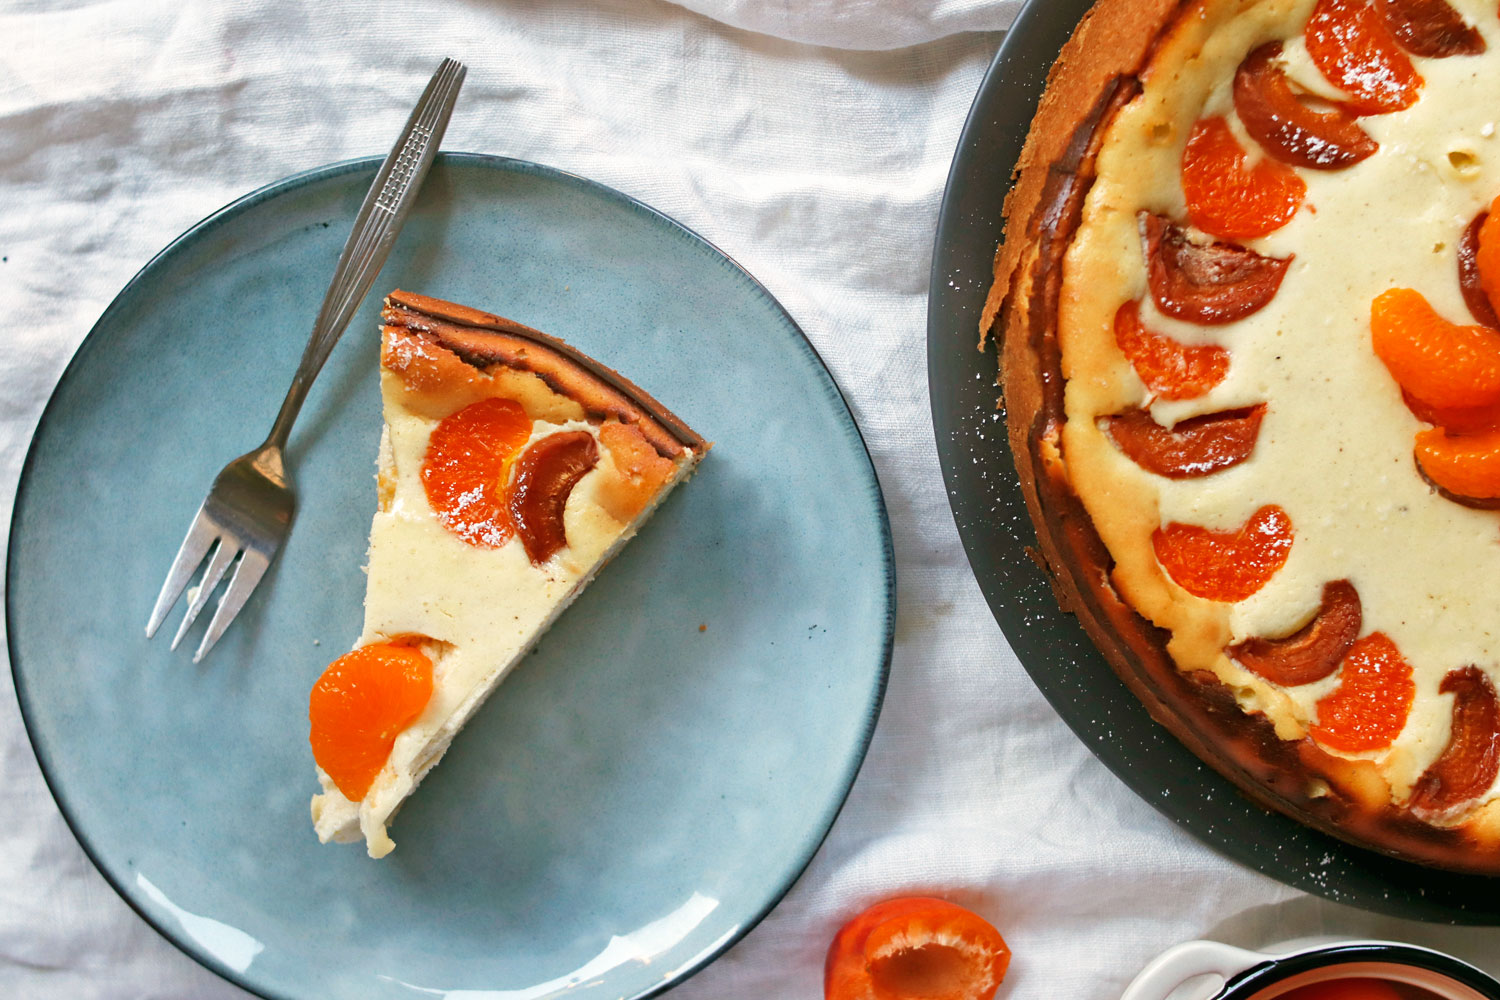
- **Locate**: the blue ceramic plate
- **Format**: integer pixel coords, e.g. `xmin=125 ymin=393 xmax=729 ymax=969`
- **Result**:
xmin=9 ymin=154 xmax=894 ymax=999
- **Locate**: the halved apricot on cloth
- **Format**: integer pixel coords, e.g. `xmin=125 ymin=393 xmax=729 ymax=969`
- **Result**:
xmin=825 ymin=897 xmax=1010 ymax=1000
xmin=1305 ymin=0 xmax=1422 ymax=114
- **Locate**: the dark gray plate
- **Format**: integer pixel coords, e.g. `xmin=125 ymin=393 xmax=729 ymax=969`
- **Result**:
xmin=926 ymin=0 xmax=1500 ymax=923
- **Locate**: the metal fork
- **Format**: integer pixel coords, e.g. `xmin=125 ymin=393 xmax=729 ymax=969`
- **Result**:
xmin=145 ymin=57 xmax=466 ymax=662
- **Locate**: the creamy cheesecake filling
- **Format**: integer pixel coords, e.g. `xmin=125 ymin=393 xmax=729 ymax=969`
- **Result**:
xmin=1059 ymin=0 xmax=1500 ymax=817
xmin=311 ymin=370 xmax=699 ymax=857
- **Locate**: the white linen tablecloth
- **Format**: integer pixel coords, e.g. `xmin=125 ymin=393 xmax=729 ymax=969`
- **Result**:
xmin=3 ymin=1 xmax=1497 ymax=997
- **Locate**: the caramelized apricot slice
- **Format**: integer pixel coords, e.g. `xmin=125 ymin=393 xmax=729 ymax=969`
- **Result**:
xmin=1371 ymin=289 xmax=1500 ymax=408
xmin=1415 ymin=426 xmax=1500 ymax=500
xmin=1310 ymin=632 xmax=1415 ymax=752
xmin=1142 ymin=213 xmax=1292 ymax=325
xmin=1234 ymin=43 xmax=1378 ymax=170
xmin=1375 ymin=0 xmax=1484 ymax=57
xmin=1153 ymin=505 xmax=1293 ymax=602
xmin=422 ymin=397 xmax=533 ymax=548
xmin=1476 ymin=203 xmax=1500 ymax=324
xmin=1229 ymin=580 xmax=1361 ymax=687
xmin=310 ymin=643 xmax=434 ymax=802
xmin=1458 ymin=210 xmax=1500 ymax=329
xmin=508 ymin=430 xmax=600 ymax=565
xmin=1182 ymin=117 xmax=1307 ymax=240
xmin=1102 ymin=405 xmax=1265 ymax=478
xmin=1401 ymin=388 xmax=1500 ymax=435
xmin=1410 ymin=666 xmax=1500 ymax=818
xmin=1306 ymin=0 xmax=1423 ymax=114
xmin=1113 ymin=300 xmax=1231 ymax=400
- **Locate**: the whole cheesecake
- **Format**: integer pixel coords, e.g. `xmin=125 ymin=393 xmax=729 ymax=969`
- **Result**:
xmin=309 ymin=291 xmax=708 ymax=857
xmin=986 ymin=0 xmax=1500 ymax=870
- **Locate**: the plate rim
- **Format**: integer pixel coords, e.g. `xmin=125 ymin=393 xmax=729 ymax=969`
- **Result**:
xmin=923 ymin=0 xmax=1500 ymax=922
xmin=7 ymin=150 xmax=897 ymax=998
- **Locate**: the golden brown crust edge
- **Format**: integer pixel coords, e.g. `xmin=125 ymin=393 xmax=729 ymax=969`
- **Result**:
xmin=383 ymin=290 xmax=707 ymax=461
xmin=984 ymin=0 xmax=1500 ymax=873
xmin=979 ymin=0 xmax=1181 ymax=346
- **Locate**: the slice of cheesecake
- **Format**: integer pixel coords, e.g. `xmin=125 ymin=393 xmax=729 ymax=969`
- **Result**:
xmin=309 ymin=290 xmax=708 ymax=857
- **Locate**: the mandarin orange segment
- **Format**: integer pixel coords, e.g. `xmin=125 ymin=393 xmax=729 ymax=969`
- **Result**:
xmin=1305 ymin=0 xmax=1423 ymax=114
xmin=1477 ymin=200 xmax=1500 ymax=323
xmin=1371 ymin=288 xmax=1500 ymax=409
xmin=1311 ymin=632 xmax=1415 ymax=752
xmin=1402 ymin=388 xmax=1500 ymax=435
xmin=310 ymin=643 xmax=435 ymax=801
xmin=1182 ymin=116 xmax=1307 ymax=240
xmin=1113 ymin=300 xmax=1230 ymax=400
xmin=1415 ymin=426 xmax=1500 ymax=499
xmin=421 ymin=397 xmax=534 ymax=547
xmin=1152 ymin=504 xmax=1293 ymax=602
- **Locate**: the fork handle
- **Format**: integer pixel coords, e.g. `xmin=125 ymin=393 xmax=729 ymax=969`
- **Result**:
xmin=264 ymin=57 xmax=466 ymax=452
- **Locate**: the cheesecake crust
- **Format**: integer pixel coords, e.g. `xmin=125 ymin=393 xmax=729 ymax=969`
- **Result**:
xmin=382 ymin=291 xmax=706 ymax=460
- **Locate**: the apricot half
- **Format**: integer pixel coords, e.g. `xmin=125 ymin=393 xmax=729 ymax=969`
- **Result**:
xmin=1234 ymin=43 xmax=1377 ymax=171
xmin=1229 ymin=580 xmax=1361 ymax=687
xmin=1102 ymin=405 xmax=1264 ymax=479
xmin=1410 ymin=666 xmax=1500 ymax=818
xmin=508 ymin=430 xmax=600 ymax=565
xmin=1141 ymin=213 xmax=1291 ymax=325
xmin=1375 ymin=0 xmax=1483 ymax=58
